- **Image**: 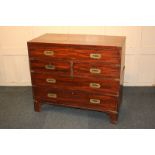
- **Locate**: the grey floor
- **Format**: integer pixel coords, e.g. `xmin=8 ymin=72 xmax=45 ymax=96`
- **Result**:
xmin=0 ymin=86 xmax=155 ymax=129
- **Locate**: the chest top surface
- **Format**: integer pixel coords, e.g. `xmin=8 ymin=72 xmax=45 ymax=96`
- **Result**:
xmin=28 ymin=33 xmax=125 ymax=48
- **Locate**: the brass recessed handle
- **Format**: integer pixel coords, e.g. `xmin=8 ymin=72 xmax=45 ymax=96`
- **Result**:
xmin=46 ymin=78 xmax=56 ymax=83
xmin=90 ymin=53 xmax=101 ymax=59
xmin=90 ymin=99 xmax=100 ymax=104
xmin=90 ymin=68 xmax=101 ymax=74
xmin=89 ymin=83 xmax=101 ymax=88
xmin=44 ymin=50 xmax=54 ymax=56
xmin=45 ymin=64 xmax=55 ymax=70
xmin=47 ymin=93 xmax=57 ymax=98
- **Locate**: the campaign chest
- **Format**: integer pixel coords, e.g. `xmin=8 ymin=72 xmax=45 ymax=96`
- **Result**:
xmin=27 ymin=33 xmax=125 ymax=123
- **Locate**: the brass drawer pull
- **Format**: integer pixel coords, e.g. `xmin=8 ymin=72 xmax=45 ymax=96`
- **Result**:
xmin=46 ymin=78 xmax=56 ymax=83
xmin=89 ymin=83 xmax=101 ymax=88
xmin=90 ymin=99 xmax=100 ymax=104
xmin=90 ymin=68 xmax=101 ymax=74
xmin=45 ymin=64 xmax=55 ymax=70
xmin=44 ymin=50 xmax=54 ymax=56
xmin=90 ymin=53 xmax=101 ymax=59
xmin=47 ymin=93 xmax=57 ymax=98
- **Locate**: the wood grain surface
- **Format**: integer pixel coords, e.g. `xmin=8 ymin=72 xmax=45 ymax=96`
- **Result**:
xmin=27 ymin=33 xmax=125 ymax=123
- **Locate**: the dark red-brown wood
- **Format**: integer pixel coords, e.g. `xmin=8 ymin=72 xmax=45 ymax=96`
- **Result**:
xmin=70 ymin=47 xmax=121 ymax=64
xmin=73 ymin=62 xmax=120 ymax=79
xmin=28 ymin=44 xmax=121 ymax=64
xmin=31 ymin=72 xmax=120 ymax=96
xmin=33 ymin=86 xmax=118 ymax=112
xmin=27 ymin=33 xmax=125 ymax=124
xmin=30 ymin=59 xmax=70 ymax=75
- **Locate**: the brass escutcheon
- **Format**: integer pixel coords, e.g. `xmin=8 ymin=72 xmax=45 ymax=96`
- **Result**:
xmin=44 ymin=50 xmax=54 ymax=56
xmin=90 ymin=99 xmax=101 ymax=104
xmin=90 ymin=68 xmax=101 ymax=74
xmin=47 ymin=93 xmax=57 ymax=98
xmin=90 ymin=53 xmax=101 ymax=59
xmin=45 ymin=64 xmax=55 ymax=70
xmin=46 ymin=78 xmax=56 ymax=83
xmin=89 ymin=83 xmax=101 ymax=88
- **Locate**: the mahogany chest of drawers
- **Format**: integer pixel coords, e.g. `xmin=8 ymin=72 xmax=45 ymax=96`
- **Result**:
xmin=27 ymin=33 xmax=125 ymax=123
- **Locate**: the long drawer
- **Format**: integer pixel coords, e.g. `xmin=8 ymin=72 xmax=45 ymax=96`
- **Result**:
xmin=28 ymin=45 xmax=120 ymax=64
xmin=33 ymin=86 xmax=118 ymax=112
xmin=31 ymin=73 xmax=120 ymax=96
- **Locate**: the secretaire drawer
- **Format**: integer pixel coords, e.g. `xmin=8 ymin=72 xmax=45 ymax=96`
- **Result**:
xmin=33 ymin=86 xmax=118 ymax=111
xmin=73 ymin=62 xmax=120 ymax=79
xmin=29 ymin=59 xmax=70 ymax=75
xmin=28 ymin=44 xmax=121 ymax=64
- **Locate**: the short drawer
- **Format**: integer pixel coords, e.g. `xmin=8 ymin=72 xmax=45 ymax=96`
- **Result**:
xmin=28 ymin=45 xmax=73 ymax=60
xmin=29 ymin=59 xmax=70 ymax=75
xmin=31 ymin=72 xmax=73 ymax=87
xmin=33 ymin=87 xmax=118 ymax=111
xmin=73 ymin=62 xmax=120 ymax=79
xmin=70 ymin=47 xmax=121 ymax=64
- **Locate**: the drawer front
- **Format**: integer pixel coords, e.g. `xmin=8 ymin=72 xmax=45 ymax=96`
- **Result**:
xmin=31 ymin=73 xmax=119 ymax=96
xmin=74 ymin=62 xmax=120 ymax=79
xmin=28 ymin=44 xmax=120 ymax=64
xmin=31 ymin=73 xmax=73 ymax=87
xmin=30 ymin=59 xmax=70 ymax=75
xmin=70 ymin=47 xmax=121 ymax=64
xmin=33 ymin=87 xmax=118 ymax=111
xmin=71 ymin=77 xmax=120 ymax=96
xmin=29 ymin=46 xmax=72 ymax=60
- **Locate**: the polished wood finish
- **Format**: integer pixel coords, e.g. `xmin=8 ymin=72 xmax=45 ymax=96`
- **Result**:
xmin=28 ymin=33 xmax=125 ymax=47
xmin=73 ymin=62 xmax=120 ymax=78
xmin=30 ymin=59 xmax=70 ymax=75
xmin=31 ymin=72 xmax=120 ymax=96
xmin=27 ymin=33 xmax=125 ymax=124
xmin=28 ymin=44 xmax=121 ymax=64
xmin=33 ymin=86 xmax=117 ymax=112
